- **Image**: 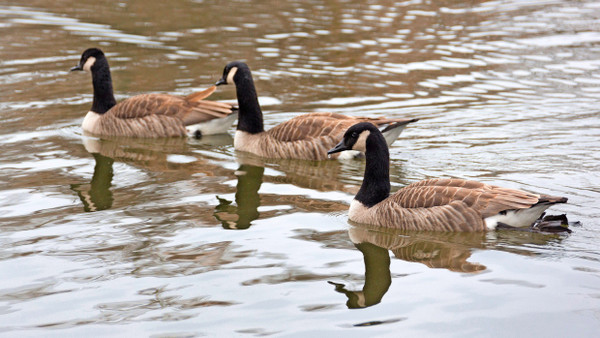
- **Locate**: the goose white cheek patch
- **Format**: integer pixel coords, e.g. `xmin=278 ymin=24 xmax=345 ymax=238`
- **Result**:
xmin=353 ymin=131 xmax=370 ymax=152
xmin=83 ymin=56 xmax=96 ymax=71
xmin=227 ymin=67 xmax=238 ymax=84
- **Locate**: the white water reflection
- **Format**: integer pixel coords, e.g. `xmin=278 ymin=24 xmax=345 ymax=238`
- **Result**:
xmin=1 ymin=6 xmax=165 ymax=47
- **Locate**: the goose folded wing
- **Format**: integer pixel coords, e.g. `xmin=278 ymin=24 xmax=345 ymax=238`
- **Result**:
xmin=107 ymin=93 xmax=235 ymax=125
xmin=266 ymin=113 xmax=355 ymax=142
xmin=388 ymin=178 xmax=541 ymax=218
xmin=266 ymin=112 xmax=410 ymax=142
xmin=182 ymin=100 xmax=236 ymax=125
xmin=107 ymin=94 xmax=191 ymax=119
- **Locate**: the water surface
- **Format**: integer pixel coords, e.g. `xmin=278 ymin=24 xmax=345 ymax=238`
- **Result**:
xmin=1 ymin=0 xmax=599 ymax=336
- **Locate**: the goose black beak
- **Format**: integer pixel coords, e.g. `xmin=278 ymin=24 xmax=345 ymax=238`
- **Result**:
xmin=70 ymin=65 xmax=83 ymax=72
xmin=215 ymin=78 xmax=226 ymax=86
xmin=328 ymin=140 xmax=348 ymax=155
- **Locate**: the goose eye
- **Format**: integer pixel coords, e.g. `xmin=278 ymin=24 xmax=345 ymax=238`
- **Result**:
xmin=351 ymin=132 xmax=358 ymax=138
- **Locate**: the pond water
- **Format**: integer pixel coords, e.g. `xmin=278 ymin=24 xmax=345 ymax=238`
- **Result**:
xmin=1 ymin=0 xmax=600 ymax=336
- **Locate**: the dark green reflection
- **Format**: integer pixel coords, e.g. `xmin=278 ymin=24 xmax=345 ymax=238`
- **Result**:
xmin=330 ymin=241 xmax=391 ymax=309
xmin=71 ymin=153 xmax=114 ymax=212
xmin=214 ymin=164 xmax=264 ymax=230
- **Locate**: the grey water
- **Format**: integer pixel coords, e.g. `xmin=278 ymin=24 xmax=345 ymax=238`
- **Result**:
xmin=1 ymin=0 xmax=599 ymax=336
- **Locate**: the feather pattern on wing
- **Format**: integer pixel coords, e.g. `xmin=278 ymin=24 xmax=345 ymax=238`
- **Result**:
xmin=389 ymin=178 xmax=541 ymax=217
xmin=351 ymin=199 xmax=488 ymax=232
xmin=267 ymin=112 xmax=414 ymax=142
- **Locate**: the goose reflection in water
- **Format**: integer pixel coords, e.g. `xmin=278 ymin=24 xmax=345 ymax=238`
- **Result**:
xmin=71 ymin=152 xmax=115 ymax=212
xmin=331 ymin=225 xmax=570 ymax=309
xmin=329 ymin=240 xmax=392 ymax=309
xmin=214 ymin=154 xmax=350 ymax=230
xmin=71 ymin=134 xmax=231 ymax=212
xmin=214 ymin=164 xmax=264 ymax=230
xmin=349 ymin=226 xmax=488 ymax=273
xmin=70 ymin=136 xmax=189 ymax=212
xmin=234 ymin=151 xmax=364 ymax=194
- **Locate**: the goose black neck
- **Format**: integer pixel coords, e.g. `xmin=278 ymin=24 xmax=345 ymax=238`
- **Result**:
xmin=90 ymin=57 xmax=116 ymax=114
xmin=355 ymin=132 xmax=390 ymax=207
xmin=235 ymin=67 xmax=264 ymax=134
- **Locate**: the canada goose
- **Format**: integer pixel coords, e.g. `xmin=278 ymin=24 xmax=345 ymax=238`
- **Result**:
xmin=215 ymin=61 xmax=418 ymax=160
xmin=70 ymin=48 xmax=237 ymax=138
xmin=328 ymin=122 xmax=573 ymax=232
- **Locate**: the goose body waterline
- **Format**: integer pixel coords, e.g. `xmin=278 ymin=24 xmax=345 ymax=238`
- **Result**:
xmin=71 ymin=48 xmax=237 ymax=138
xmin=328 ymin=122 xmax=572 ymax=232
xmin=215 ymin=61 xmax=418 ymax=161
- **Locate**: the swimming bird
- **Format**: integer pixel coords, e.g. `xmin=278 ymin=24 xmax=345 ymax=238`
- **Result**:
xmin=215 ymin=61 xmax=418 ymax=160
xmin=328 ymin=122 xmax=572 ymax=232
xmin=70 ymin=48 xmax=237 ymax=138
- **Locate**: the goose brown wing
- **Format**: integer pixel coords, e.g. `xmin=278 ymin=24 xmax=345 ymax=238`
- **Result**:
xmin=181 ymin=100 xmax=236 ymax=126
xmin=266 ymin=112 xmax=414 ymax=142
xmin=184 ymin=85 xmax=216 ymax=102
xmin=107 ymin=92 xmax=236 ymax=126
xmin=107 ymin=94 xmax=193 ymax=119
xmin=387 ymin=178 xmax=541 ymax=218
xmin=266 ymin=113 xmax=354 ymax=142
xmin=183 ymin=85 xmax=237 ymax=125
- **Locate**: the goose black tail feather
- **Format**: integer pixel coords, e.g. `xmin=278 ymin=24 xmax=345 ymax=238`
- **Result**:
xmin=497 ymin=213 xmax=576 ymax=233
xmin=380 ymin=118 xmax=419 ymax=133
xmin=536 ymin=195 xmax=568 ymax=205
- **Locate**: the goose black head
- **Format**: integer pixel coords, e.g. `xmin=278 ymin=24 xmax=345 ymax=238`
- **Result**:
xmin=71 ymin=48 xmax=105 ymax=72
xmin=328 ymin=122 xmax=380 ymax=155
xmin=216 ymin=61 xmax=249 ymax=86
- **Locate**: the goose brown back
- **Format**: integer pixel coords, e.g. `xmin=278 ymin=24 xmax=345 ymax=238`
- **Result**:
xmin=235 ymin=113 xmax=417 ymax=160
